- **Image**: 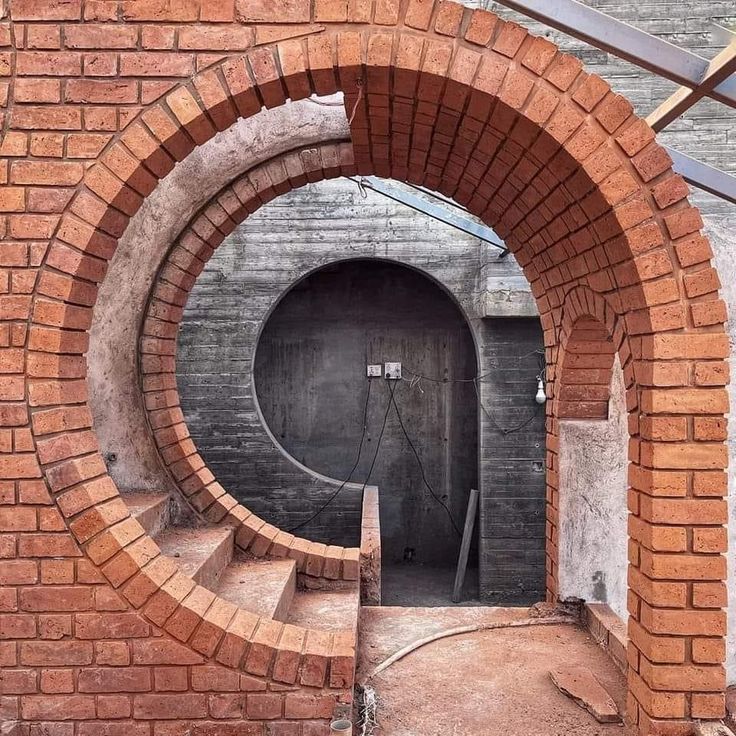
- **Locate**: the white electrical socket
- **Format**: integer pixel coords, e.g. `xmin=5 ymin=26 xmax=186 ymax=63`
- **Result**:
xmin=384 ymin=362 xmax=402 ymax=380
xmin=367 ymin=364 xmax=382 ymax=377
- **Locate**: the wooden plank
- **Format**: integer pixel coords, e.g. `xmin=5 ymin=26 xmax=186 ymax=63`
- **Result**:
xmin=452 ymin=488 xmax=480 ymax=603
xmin=360 ymin=485 xmax=381 ymax=606
xmin=647 ymin=40 xmax=736 ymax=132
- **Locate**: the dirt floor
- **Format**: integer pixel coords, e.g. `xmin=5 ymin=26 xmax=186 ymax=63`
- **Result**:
xmin=357 ymin=606 xmax=634 ymax=736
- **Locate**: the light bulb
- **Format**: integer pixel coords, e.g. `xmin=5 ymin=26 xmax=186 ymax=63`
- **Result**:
xmin=535 ymin=378 xmax=546 ymax=405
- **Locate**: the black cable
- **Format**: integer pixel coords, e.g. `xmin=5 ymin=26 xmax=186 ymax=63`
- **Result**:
xmin=473 ymin=378 xmax=542 ymax=435
xmin=360 ymin=379 xmax=396 ymax=492
xmin=387 ymin=381 xmax=463 ymax=538
xmin=287 ymin=378 xmax=374 ymax=534
xmin=402 ymin=349 xmax=545 ymax=384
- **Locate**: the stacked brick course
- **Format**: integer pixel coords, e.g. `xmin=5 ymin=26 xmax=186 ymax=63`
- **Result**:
xmin=0 ymin=1 xmax=729 ymax=733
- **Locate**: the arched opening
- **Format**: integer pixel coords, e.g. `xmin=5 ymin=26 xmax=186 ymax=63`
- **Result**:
xmin=558 ymin=316 xmax=617 ymax=420
xmin=248 ymin=258 xmax=478 ymax=602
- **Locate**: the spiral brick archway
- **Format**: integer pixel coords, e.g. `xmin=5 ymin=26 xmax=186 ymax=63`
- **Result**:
xmin=2 ymin=2 xmax=729 ymax=733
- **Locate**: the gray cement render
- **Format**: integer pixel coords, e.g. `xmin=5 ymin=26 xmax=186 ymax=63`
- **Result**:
xmin=87 ymin=98 xmax=351 ymax=493
xmin=558 ymin=357 xmax=629 ymax=622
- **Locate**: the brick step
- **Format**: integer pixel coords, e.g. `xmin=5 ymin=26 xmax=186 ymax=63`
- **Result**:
xmin=216 ymin=555 xmax=297 ymax=621
xmin=287 ymin=587 xmax=360 ymax=633
xmin=124 ymin=490 xmax=172 ymax=537
xmin=123 ymin=492 xmax=360 ymax=636
xmin=156 ymin=525 xmax=234 ymax=590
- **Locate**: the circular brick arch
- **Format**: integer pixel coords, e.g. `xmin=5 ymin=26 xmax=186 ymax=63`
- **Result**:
xmin=139 ymin=141 xmax=362 ymax=541
xmin=26 ymin=4 xmax=729 ymax=732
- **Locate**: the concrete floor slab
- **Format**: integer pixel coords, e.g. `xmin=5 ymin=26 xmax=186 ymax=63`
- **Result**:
xmin=358 ymin=606 xmax=633 ymax=736
xmin=381 ymin=564 xmax=481 ymax=607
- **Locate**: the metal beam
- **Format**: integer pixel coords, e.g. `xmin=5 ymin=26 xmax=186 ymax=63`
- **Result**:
xmin=492 ymin=0 xmax=736 ymax=109
xmin=407 ymin=182 xmax=471 ymax=214
xmin=665 ymin=146 xmax=736 ymax=205
xmin=349 ymin=176 xmax=508 ymax=250
xmin=647 ymin=40 xmax=736 ymax=131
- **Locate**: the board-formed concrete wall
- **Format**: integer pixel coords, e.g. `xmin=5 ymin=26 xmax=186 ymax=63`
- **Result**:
xmin=177 ymin=178 xmax=548 ymax=599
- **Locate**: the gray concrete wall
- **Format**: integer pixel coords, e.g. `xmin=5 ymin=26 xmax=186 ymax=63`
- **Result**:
xmin=478 ymin=318 xmax=547 ymax=604
xmin=251 ymin=259 xmax=478 ymax=564
xmin=176 ymin=179 xmax=544 ymax=556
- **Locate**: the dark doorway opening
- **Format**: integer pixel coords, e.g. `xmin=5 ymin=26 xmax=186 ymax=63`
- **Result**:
xmin=254 ymin=259 xmax=479 ymax=605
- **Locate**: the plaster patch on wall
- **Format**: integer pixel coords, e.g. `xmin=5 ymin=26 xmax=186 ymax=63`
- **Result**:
xmin=558 ymin=355 xmax=628 ymax=622
xmin=704 ymin=214 xmax=736 ymax=686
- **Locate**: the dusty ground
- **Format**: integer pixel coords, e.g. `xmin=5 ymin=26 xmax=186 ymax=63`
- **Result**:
xmin=357 ymin=606 xmax=634 ymax=736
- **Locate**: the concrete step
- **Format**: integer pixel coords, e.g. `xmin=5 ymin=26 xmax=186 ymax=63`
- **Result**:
xmin=124 ymin=491 xmax=172 ymax=538
xmin=216 ymin=555 xmax=296 ymax=621
xmin=156 ymin=525 xmax=234 ymax=590
xmin=287 ymin=587 xmax=360 ymax=633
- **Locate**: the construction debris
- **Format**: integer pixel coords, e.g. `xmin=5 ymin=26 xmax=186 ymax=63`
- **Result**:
xmin=695 ymin=723 xmax=736 ymax=736
xmin=550 ymin=666 xmax=622 ymax=724
xmin=529 ymin=598 xmax=584 ymax=620
xmin=358 ymin=685 xmax=379 ymax=736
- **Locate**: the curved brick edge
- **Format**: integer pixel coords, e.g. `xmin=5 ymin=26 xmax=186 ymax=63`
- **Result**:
xmin=139 ymin=140 xmax=363 ymax=584
xmin=16 ymin=5 xmax=727 ymax=730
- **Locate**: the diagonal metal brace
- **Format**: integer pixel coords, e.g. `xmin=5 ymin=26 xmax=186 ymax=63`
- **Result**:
xmin=647 ymin=39 xmax=736 ymax=132
xmin=348 ymin=176 xmax=508 ymax=251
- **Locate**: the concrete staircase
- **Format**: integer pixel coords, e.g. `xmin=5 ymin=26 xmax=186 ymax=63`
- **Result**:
xmin=123 ymin=490 xmax=361 ymax=634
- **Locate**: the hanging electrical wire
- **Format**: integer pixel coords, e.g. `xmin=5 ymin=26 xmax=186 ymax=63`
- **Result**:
xmin=388 ymin=381 xmax=464 ymax=538
xmin=402 ymin=348 xmax=546 ymax=435
xmin=287 ymin=378 xmax=374 ymax=533
xmin=401 ymin=348 xmax=545 ymax=385
xmin=287 ymin=377 xmax=396 ymax=533
xmin=473 ymin=378 xmax=542 ymax=435
xmin=360 ymin=379 xmax=397 ymax=493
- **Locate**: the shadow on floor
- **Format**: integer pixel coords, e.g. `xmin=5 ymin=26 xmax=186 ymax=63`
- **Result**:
xmin=381 ymin=563 xmax=482 ymax=607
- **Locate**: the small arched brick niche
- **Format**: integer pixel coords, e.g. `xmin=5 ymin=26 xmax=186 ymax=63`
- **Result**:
xmin=558 ymin=300 xmax=619 ymax=421
xmin=558 ymin=316 xmax=616 ymax=419
xmin=22 ymin=3 xmax=730 ymax=732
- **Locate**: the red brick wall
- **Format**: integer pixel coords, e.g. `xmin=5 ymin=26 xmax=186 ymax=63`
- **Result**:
xmin=0 ymin=1 xmax=729 ymax=734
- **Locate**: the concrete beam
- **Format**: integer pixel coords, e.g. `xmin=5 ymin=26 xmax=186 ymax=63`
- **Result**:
xmin=666 ymin=146 xmax=736 ymax=205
